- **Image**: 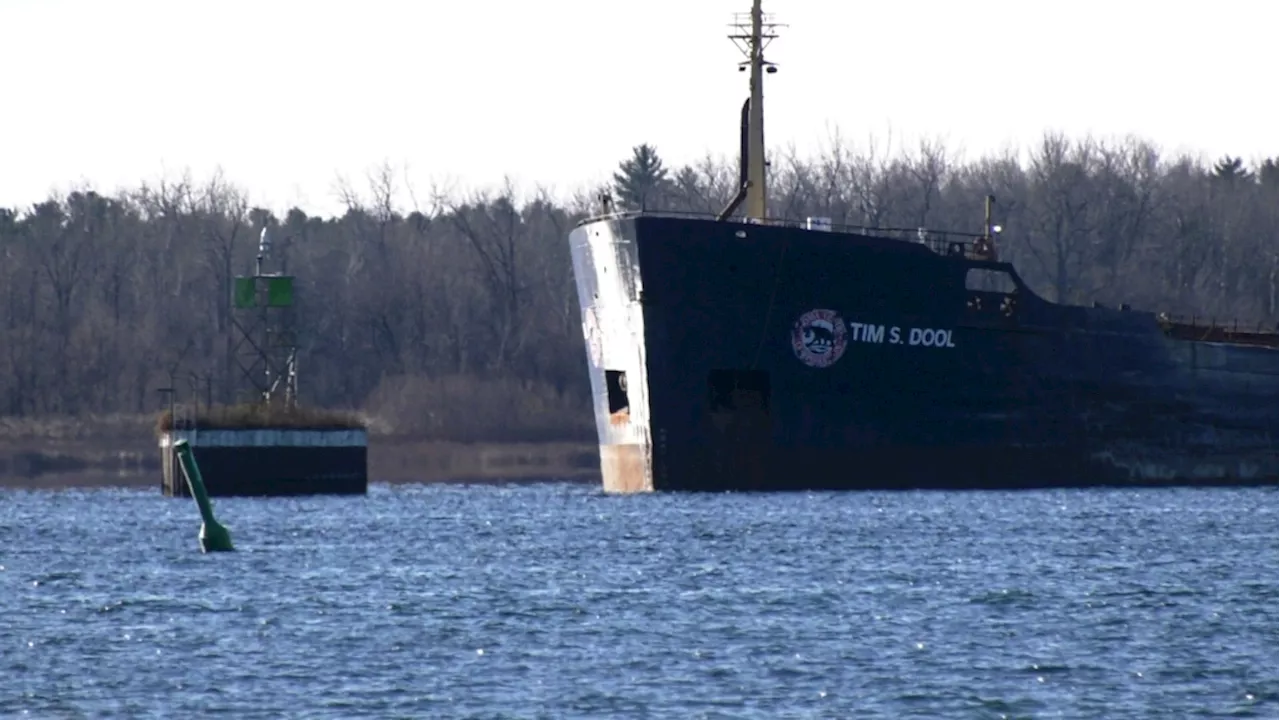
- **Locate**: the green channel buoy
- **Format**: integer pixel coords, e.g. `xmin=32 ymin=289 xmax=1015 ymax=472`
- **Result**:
xmin=173 ymin=439 xmax=235 ymax=552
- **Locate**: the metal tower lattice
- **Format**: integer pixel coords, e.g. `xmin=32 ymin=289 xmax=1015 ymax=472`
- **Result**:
xmin=230 ymin=228 xmax=298 ymax=407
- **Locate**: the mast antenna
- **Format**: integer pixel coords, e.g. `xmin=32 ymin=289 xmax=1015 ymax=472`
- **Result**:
xmin=728 ymin=0 xmax=783 ymax=222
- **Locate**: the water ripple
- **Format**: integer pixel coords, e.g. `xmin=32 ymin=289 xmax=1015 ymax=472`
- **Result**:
xmin=0 ymin=484 xmax=1274 ymax=718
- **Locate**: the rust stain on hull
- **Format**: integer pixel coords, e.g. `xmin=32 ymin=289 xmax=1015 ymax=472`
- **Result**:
xmin=599 ymin=443 xmax=652 ymax=493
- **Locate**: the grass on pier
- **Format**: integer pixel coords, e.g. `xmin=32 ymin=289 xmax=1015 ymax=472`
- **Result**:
xmin=155 ymin=403 xmax=368 ymax=434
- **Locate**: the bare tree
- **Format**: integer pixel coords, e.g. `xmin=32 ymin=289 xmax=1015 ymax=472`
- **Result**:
xmin=1022 ymin=132 xmax=1099 ymax=303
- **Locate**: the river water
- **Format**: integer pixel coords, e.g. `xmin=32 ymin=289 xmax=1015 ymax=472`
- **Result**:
xmin=2 ymin=483 xmax=1276 ymax=718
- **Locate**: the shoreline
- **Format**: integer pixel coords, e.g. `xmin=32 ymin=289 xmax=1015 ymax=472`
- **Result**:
xmin=0 ymin=436 xmax=600 ymax=491
xmin=0 ymin=475 xmax=600 ymax=491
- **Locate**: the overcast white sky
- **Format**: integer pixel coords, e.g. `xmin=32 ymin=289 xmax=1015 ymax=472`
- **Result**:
xmin=1 ymin=0 xmax=1275 ymax=217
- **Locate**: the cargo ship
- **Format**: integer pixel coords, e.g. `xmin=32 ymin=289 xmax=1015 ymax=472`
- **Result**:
xmin=568 ymin=0 xmax=1279 ymax=492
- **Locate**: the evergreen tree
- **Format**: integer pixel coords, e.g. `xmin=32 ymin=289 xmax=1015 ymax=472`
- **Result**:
xmin=1212 ymin=155 xmax=1253 ymax=184
xmin=612 ymin=144 xmax=670 ymax=211
xmin=1257 ymin=158 xmax=1279 ymax=191
xmin=0 ymin=207 xmax=17 ymax=239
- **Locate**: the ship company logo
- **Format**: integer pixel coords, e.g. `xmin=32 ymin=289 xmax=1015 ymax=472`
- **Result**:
xmin=791 ymin=309 xmax=847 ymax=368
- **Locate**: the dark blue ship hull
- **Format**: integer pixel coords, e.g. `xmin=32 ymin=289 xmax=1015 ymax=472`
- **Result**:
xmin=569 ymin=214 xmax=1278 ymax=492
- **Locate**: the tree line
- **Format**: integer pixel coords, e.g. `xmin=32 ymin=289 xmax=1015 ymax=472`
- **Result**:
xmin=1 ymin=132 xmax=1275 ymax=441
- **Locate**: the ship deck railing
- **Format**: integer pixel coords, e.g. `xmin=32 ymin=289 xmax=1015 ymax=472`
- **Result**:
xmin=580 ymin=210 xmax=1000 ymax=261
xmin=1156 ymin=313 xmax=1279 ymax=348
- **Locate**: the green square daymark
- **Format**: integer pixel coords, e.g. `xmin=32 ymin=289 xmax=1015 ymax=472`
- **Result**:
xmin=233 ymin=277 xmax=256 ymax=308
xmin=266 ymin=276 xmax=294 ymax=307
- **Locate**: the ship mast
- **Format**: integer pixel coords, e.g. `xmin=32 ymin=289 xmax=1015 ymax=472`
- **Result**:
xmin=727 ymin=0 xmax=781 ymax=222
